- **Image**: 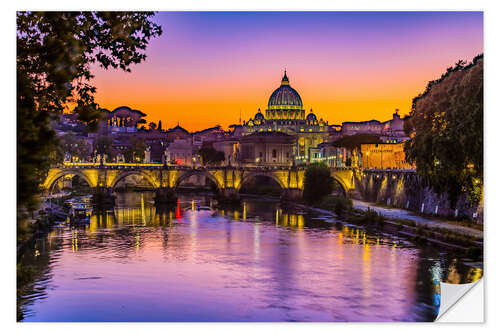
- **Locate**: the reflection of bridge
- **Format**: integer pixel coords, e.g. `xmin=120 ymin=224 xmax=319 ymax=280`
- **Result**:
xmin=42 ymin=162 xmax=356 ymax=203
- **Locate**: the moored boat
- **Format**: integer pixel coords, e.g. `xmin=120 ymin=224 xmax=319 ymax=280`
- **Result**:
xmin=69 ymin=203 xmax=91 ymax=224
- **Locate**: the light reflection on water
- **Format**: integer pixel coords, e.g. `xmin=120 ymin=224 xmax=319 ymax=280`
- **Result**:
xmin=18 ymin=192 xmax=482 ymax=322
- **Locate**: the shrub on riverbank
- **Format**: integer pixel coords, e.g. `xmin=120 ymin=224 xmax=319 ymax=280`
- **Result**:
xmin=350 ymin=208 xmax=385 ymax=226
xmin=317 ymin=195 xmax=353 ymax=217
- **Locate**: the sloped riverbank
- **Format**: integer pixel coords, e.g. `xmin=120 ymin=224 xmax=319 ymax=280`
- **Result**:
xmin=298 ymin=197 xmax=483 ymax=263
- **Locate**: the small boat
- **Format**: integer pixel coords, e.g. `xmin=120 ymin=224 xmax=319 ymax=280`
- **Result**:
xmin=197 ymin=206 xmax=215 ymax=213
xmin=185 ymin=206 xmax=214 ymax=212
xmin=69 ymin=203 xmax=91 ymax=224
xmin=53 ymin=219 xmax=66 ymax=225
xmin=184 ymin=205 xmax=216 ymax=217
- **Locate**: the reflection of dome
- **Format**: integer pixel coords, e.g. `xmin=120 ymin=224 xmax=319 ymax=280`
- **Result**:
xmin=306 ymin=109 xmax=317 ymax=124
xmin=268 ymin=71 xmax=303 ymax=111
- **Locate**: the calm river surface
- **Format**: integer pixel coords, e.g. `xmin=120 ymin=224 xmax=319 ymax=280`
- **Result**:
xmin=18 ymin=192 xmax=482 ymax=322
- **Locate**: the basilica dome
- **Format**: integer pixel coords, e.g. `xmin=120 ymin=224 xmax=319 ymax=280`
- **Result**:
xmin=268 ymin=71 xmax=303 ymax=111
xmin=266 ymin=71 xmax=305 ymax=120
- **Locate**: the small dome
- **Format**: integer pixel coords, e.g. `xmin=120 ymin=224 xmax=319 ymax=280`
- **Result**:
xmin=254 ymin=108 xmax=265 ymax=121
xmin=306 ymin=109 xmax=317 ymax=123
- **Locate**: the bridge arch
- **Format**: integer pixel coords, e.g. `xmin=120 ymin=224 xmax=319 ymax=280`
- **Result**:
xmin=173 ymin=169 xmax=222 ymax=190
xmin=236 ymin=171 xmax=287 ymax=192
xmin=110 ymin=170 xmax=160 ymax=189
xmin=42 ymin=169 xmax=95 ymax=193
xmin=330 ymin=171 xmax=353 ymax=197
xmin=331 ymin=176 xmax=347 ymax=197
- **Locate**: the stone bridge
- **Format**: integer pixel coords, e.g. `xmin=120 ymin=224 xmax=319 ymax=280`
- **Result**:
xmin=42 ymin=162 xmax=356 ymax=205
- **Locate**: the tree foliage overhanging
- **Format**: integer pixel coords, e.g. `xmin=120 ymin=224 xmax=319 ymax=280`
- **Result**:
xmin=404 ymin=54 xmax=483 ymax=207
xmin=17 ymin=12 xmax=162 ymax=212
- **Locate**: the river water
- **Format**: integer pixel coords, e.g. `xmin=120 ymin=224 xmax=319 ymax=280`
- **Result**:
xmin=18 ymin=192 xmax=482 ymax=322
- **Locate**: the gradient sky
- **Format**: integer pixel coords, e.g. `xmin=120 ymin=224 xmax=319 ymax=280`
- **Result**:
xmin=91 ymin=11 xmax=483 ymax=132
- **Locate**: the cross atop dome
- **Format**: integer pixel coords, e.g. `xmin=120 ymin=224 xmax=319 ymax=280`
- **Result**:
xmin=281 ymin=69 xmax=289 ymax=86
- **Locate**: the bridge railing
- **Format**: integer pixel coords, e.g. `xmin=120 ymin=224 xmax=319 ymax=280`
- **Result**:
xmin=55 ymin=161 xmax=309 ymax=171
xmin=362 ymin=168 xmax=416 ymax=173
xmin=330 ymin=167 xmax=355 ymax=171
xmin=55 ymin=162 xmax=364 ymax=172
xmin=59 ymin=161 xmax=166 ymax=169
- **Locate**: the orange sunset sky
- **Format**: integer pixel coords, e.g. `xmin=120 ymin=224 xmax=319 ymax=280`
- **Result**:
xmin=90 ymin=12 xmax=483 ymax=132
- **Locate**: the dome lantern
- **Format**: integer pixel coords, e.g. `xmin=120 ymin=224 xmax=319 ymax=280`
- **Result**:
xmin=281 ymin=70 xmax=289 ymax=86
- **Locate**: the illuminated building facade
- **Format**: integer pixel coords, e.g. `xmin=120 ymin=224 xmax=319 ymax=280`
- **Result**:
xmin=213 ymin=137 xmax=240 ymax=166
xmin=164 ymin=139 xmax=194 ymax=166
xmin=243 ymin=71 xmax=329 ymax=163
xmin=338 ymin=110 xmax=409 ymax=143
xmin=360 ymin=143 xmax=413 ymax=169
xmin=239 ymin=132 xmax=294 ymax=166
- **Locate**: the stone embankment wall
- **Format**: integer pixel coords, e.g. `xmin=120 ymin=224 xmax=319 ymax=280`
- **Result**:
xmin=355 ymin=170 xmax=483 ymax=223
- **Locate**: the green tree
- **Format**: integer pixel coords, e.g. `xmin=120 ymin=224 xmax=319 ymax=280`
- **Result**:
xmin=95 ymin=136 xmax=115 ymax=159
xmin=199 ymin=147 xmax=225 ymax=166
xmin=303 ymin=162 xmax=334 ymax=204
xmin=60 ymin=133 xmax=91 ymax=161
xmin=124 ymin=138 xmax=147 ymax=162
xmin=404 ymin=55 xmax=483 ymax=207
xmin=17 ymin=12 xmax=162 ymax=219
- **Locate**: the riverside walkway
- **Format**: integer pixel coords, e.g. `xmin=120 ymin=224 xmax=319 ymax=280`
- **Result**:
xmin=352 ymin=200 xmax=483 ymax=239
